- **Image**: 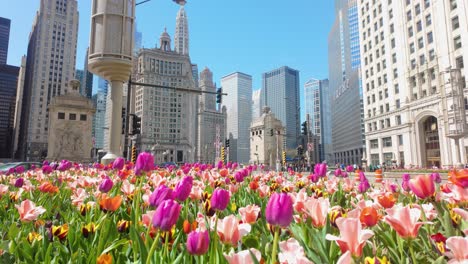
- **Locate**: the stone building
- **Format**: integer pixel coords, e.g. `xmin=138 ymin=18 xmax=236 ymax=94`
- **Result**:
xmin=250 ymin=107 xmax=285 ymax=169
xmin=47 ymin=80 xmax=95 ymax=162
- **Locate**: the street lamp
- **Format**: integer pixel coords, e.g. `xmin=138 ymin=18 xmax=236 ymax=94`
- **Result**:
xmin=88 ymin=0 xmax=135 ymax=164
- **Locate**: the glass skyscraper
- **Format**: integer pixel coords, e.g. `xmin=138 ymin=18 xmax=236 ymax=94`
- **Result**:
xmin=0 ymin=17 xmax=10 ymax=65
xmin=304 ymin=79 xmax=331 ymax=162
xmin=328 ymin=0 xmax=365 ymax=165
xmin=221 ymin=72 xmax=252 ymax=163
xmin=260 ymin=66 xmax=300 ymax=150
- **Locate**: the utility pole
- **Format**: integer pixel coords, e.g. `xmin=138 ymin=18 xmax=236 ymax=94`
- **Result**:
xmin=215 ymin=124 xmax=220 ymax=163
xmin=306 ymin=113 xmax=312 ymax=169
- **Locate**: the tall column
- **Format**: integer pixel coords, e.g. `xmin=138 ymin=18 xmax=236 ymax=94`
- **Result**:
xmin=102 ymin=81 xmax=124 ymax=164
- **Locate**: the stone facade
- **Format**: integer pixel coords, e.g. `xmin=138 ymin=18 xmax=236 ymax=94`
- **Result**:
xmin=47 ymin=80 xmax=95 ymax=162
xmin=250 ymin=107 xmax=285 ymax=168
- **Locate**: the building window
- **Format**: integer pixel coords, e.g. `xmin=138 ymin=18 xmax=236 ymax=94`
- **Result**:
xmin=80 ymin=114 xmax=87 ymax=121
xmin=396 ymin=99 xmax=400 ymax=108
xmin=398 ymin=135 xmax=403 ymax=145
xmin=415 ymin=4 xmax=421 ymax=15
xmin=427 ymin=32 xmax=433 ymax=43
xmin=382 ymin=137 xmax=392 ymax=147
xmin=429 ymin=49 xmax=435 ymax=61
xmin=396 ymin=115 xmax=401 ymax=125
xmin=58 ymin=112 xmax=65 ymax=119
xmin=410 ymin=43 xmax=415 ymax=53
xmin=456 ymin=56 xmax=464 ymax=69
xmin=450 ymin=0 xmax=457 ymax=10
xmin=408 ymin=26 xmax=413 ymax=37
xmin=384 ymin=153 xmax=393 ymax=165
xmin=452 ymin=16 xmax=459 ymax=30
xmin=386 ymin=103 xmax=390 ymax=112
xmin=395 ymin=84 xmax=399 ymax=94
xmin=454 ymin=36 xmax=462 ymax=50
xmin=407 ymin=10 xmax=412 ymax=21
xmin=69 ymin=113 xmax=76 ymax=120
xmin=371 ymin=154 xmax=380 ymax=166
xmin=426 ymin=14 xmax=432 ymax=26
xmin=418 ymin=38 xmax=424 ymax=49
xmin=424 ymin=0 xmax=430 ymax=8
xmin=370 ymin=139 xmax=379 ymax=149
xmin=416 ymin=21 xmax=422 ymax=32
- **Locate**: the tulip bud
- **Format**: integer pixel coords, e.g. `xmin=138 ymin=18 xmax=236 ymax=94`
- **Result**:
xmin=99 ymin=177 xmax=114 ymax=193
xmin=186 ymin=230 xmax=210 ymax=255
xmin=117 ymin=220 xmax=131 ymax=233
xmin=265 ymin=192 xmax=293 ymax=228
xmin=149 ymin=185 xmax=173 ymax=208
xmin=173 ymin=176 xmax=193 ymax=202
xmin=112 ymin=157 xmax=125 ymax=170
xmin=134 ymin=152 xmax=154 ymax=176
xmin=14 ymin=178 xmax=24 ymax=188
xmin=210 ymin=188 xmax=230 ymax=211
xmin=15 ymin=166 xmax=25 ymax=174
xmin=152 ymin=200 xmax=181 ymax=231
xmin=360 ymin=207 xmax=379 ymax=227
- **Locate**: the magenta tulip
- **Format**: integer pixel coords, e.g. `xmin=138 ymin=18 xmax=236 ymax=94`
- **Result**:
xmin=186 ymin=230 xmax=210 ymax=255
xmin=57 ymin=160 xmax=71 ymax=171
xmin=152 ymin=199 xmax=181 ymax=231
xmin=112 ymin=157 xmax=125 ymax=170
xmin=431 ymin=172 xmax=441 ymax=184
xmin=99 ymin=176 xmax=114 ymax=193
xmin=346 ymin=165 xmax=354 ymax=172
xmin=335 ymin=168 xmax=343 ymax=177
xmin=314 ymin=163 xmax=327 ymax=177
xmin=211 ymin=188 xmax=230 ymax=211
xmin=42 ymin=165 xmax=53 ymax=174
xmin=402 ymin=173 xmax=411 ymax=191
xmin=134 ymin=152 xmax=154 ymax=175
xmin=14 ymin=177 xmax=24 ymax=188
xmin=173 ymin=176 xmax=193 ymax=202
xmin=149 ymin=185 xmax=173 ymax=208
xmin=15 ymin=166 xmax=25 ymax=174
xmin=266 ymin=192 xmax=293 ymax=227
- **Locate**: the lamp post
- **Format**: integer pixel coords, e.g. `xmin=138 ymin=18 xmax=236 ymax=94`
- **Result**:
xmin=88 ymin=0 xmax=135 ymax=164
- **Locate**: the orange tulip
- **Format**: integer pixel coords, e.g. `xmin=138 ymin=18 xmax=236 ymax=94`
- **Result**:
xmin=360 ymin=207 xmax=379 ymax=227
xmin=219 ymin=168 xmax=228 ymax=177
xmin=97 ymin=253 xmax=112 ymax=264
xmin=38 ymin=182 xmax=59 ymax=193
xmin=448 ymin=169 xmax=468 ymax=188
xmin=377 ymin=193 xmax=396 ymax=209
xmin=99 ymin=195 xmax=122 ymax=212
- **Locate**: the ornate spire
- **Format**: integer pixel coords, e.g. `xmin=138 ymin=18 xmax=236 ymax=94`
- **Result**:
xmin=174 ymin=3 xmax=189 ymax=55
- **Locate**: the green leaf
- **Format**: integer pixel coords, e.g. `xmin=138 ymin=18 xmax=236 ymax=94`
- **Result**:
xmin=102 ymin=239 xmax=129 ymax=255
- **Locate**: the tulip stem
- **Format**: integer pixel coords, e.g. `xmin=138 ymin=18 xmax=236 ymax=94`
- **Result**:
xmin=271 ymin=226 xmax=280 ymax=264
xmin=147 ymin=232 xmax=160 ymax=264
xmin=409 ymin=240 xmax=417 ymax=264
xmin=164 ymin=231 xmax=170 ymax=260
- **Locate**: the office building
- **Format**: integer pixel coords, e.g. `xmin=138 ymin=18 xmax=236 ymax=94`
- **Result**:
xmin=260 ymin=66 xmax=300 ymax=150
xmin=221 ymin=72 xmax=252 ymax=163
xmin=329 ymin=0 xmax=365 ymax=166
xmin=174 ymin=3 xmax=189 ymax=56
xmin=0 ymin=17 xmax=10 ymax=65
xmin=0 ymin=64 xmax=19 ymax=158
xmin=304 ymin=78 xmax=331 ymax=162
xmin=252 ymin=89 xmax=261 ymax=120
xmin=12 ymin=56 xmax=27 ymax=158
xmin=359 ymin=0 xmax=468 ymax=168
xmin=16 ymin=0 xmax=79 ymax=161
xmin=81 ymin=48 xmax=93 ymax=99
xmin=197 ymin=67 xmax=227 ymax=163
xmin=134 ymin=29 xmax=197 ymax=164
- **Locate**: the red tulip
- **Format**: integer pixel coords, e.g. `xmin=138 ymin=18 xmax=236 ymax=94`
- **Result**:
xmin=360 ymin=207 xmax=379 ymax=227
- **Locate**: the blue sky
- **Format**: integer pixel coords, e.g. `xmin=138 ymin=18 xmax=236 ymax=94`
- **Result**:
xmin=1 ymin=0 xmax=334 ymax=121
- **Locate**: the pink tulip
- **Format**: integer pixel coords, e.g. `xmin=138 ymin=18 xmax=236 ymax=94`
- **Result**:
xmin=15 ymin=199 xmax=46 ymax=222
xmin=384 ymin=204 xmax=432 ymax=238
xmin=409 ymin=174 xmax=435 ymax=199
xmin=0 ymin=184 xmax=8 ymax=197
xmin=186 ymin=230 xmax=210 ymax=256
xmin=216 ymin=215 xmax=251 ymax=246
xmin=302 ymin=197 xmax=330 ymax=228
xmin=445 ymin=236 xmax=468 ymax=263
xmin=224 ymin=248 xmax=262 ymax=264
xmin=337 ymin=251 xmax=352 ymax=264
xmin=325 ymin=217 xmax=374 ymax=257
xmin=279 ymin=238 xmax=314 ymax=264
xmin=238 ymin=204 xmax=260 ymax=224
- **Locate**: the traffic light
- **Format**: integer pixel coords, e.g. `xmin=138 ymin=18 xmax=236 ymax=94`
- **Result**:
xmin=225 ymin=139 xmax=230 ymax=148
xmin=301 ymin=121 xmax=308 ymax=135
xmin=121 ymin=108 xmax=126 ymax=134
xmin=282 ymin=151 xmax=286 ymax=165
xmin=220 ymin=146 xmax=225 ymax=162
xmin=131 ymin=145 xmax=137 ymax=163
xmin=297 ymin=145 xmax=303 ymax=156
xmin=132 ymin=114 xmax=141 ymax=135
xmin=270 ymin=129 xmax=274 ymax=136
xmin=216 ymin=88 xmax=222 ymax=104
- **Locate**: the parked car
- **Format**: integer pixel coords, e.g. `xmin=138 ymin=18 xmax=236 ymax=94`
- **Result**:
xmin=0 ymin=162 xmax=42 ymax=173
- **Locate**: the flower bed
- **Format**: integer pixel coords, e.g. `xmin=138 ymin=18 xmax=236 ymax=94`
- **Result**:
xmin=0 ymin=154 xmax=467 ymax=263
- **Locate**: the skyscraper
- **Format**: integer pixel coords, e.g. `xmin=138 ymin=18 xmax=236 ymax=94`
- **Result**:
xmin=174 ymin=2 xmax=189 ymax=55
xmin=16 ymin=0 xmax=79 ymax=161
xmin=0 ymin=64 xmax=19 ymax=158
xmin=221 ymin=72 xmax=252 ymax=163
xmin=197 ymin=67 xmax=227 ymax=163
xmin=0 ymin=17 xmax=10 ymax=65
xmin=328 ymin=0 xmax=364 ymax=166
xmin=260 ymin=66 xmax=300 ymax=150
xmin=304 ymin=78 xmax=331 ymax=162
xmin=252 ymin=89 xmax=261 ymax=120
xmin=82 ymin=48 xmax=93 ymax=99
xmin=135 ymin=30 xmax=198 ymax=164
xmin=359 ymin=0 xmax=468 ymax=168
